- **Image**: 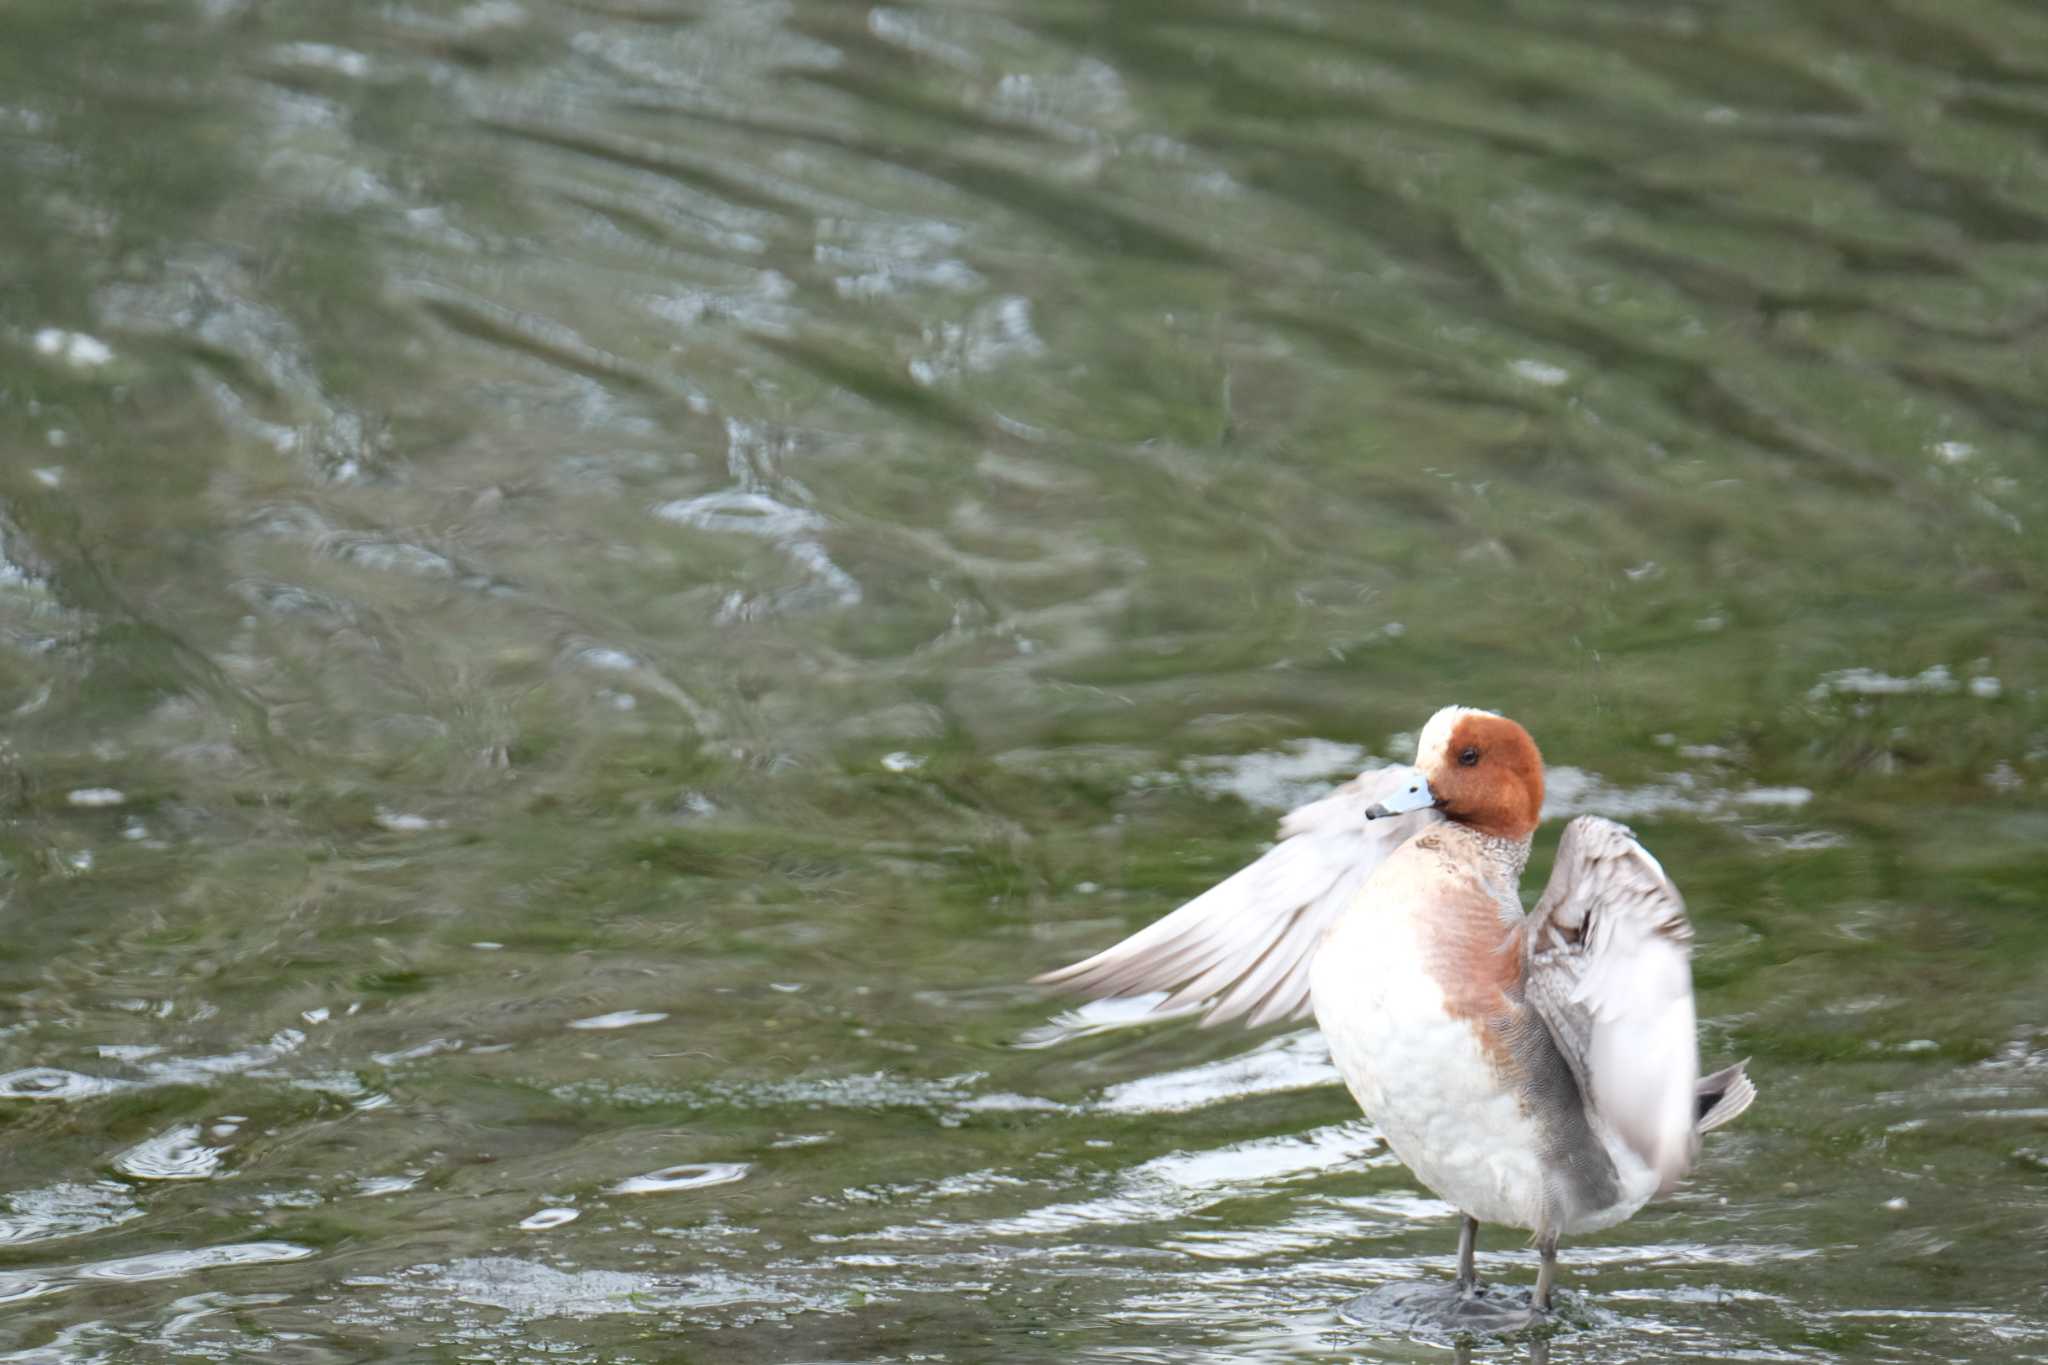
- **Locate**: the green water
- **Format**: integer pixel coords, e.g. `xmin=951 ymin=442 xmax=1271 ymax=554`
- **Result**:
xmin=1 ymin=0 xmax=2045 ymax=1359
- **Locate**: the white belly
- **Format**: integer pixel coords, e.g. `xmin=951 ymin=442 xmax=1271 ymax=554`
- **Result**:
xmin=1311 ymin=901 xmax=1548 ymax=1231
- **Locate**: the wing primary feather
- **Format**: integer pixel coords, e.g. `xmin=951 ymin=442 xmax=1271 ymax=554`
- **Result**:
xmin=1695 ymin=1059 xmax=1757 ymax=1133
xmin=1032 ymin=766 xmax=1443 ymax=1031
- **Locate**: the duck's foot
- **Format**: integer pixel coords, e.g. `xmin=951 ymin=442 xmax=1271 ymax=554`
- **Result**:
xmin=1338 ymin=1279 xmax=1548 ymax=1336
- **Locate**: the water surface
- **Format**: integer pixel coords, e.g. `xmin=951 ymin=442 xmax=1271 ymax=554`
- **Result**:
xmin=2 ymin=0 xmax=2046 ymax=1360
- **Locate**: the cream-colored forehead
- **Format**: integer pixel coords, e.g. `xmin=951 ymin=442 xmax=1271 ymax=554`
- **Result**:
xmin=1414 ymin=704 xmax=1501 ymax=768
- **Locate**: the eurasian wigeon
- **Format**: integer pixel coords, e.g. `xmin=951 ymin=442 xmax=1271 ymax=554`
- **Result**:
xmin=1037 ymin=705 xmax=1755 ymax=1330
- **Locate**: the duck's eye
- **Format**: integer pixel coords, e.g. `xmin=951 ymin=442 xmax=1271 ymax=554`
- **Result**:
xmin=1458 ymin=747 xmax=1481 ymax=767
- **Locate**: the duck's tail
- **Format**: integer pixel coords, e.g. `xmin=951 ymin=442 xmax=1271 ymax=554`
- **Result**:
xmin=1695 ymin=1059 xmax=1756 ymax=1134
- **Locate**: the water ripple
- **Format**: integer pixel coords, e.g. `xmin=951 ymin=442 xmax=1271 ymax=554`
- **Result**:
xmin=566 ymin=1009 xmax=669 ymax=1031
xmin=0 ymin=1182 xmax=143 ymax=1247
xmin=613 ymin=1163 xmax=751 ymax=1195
xmin=4 ymin=0 xmax=2047 ymax=1358
xmin=113 ymin=1126 xmax=229 ymax=1182
xmin=1095 ymin=1030 xmax=1338 ymax=1115
xmin=0 ymin=1069 xmax=130 ymax=1102
xmin=72 ymin=1242 xmax=314 ymax=1282
xmin=517 ymin=1207 xmax=581 ymax=1231
xmin=341 ymin=1255 xmax=794 ymax=1327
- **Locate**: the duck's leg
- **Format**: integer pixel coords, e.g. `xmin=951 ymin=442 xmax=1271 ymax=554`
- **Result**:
xmin=1456 ymin=1215 xmax=1480 ymax=1293
xmin=1338 ymin=1216 xmax=1533 ymax=1335
xmin=1529 ymin=1233 xmax=1559 ymax=1314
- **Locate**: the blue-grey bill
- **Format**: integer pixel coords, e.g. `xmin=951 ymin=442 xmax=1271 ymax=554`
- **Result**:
xmin=1363 ymin=766 xmax=1437 ymax=820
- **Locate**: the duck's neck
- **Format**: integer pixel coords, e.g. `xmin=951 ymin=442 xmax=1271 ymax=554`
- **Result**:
xmin=1470 ymin=828 xmax=1534 ymax=885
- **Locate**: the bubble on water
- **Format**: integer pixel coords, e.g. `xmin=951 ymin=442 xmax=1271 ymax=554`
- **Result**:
xmin=65 ymin=788 xmax=126 ymax=806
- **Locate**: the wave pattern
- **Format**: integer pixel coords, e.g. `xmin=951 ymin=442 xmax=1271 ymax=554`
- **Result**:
xmin=0 ymin=0 xmax=2044 ymax=1359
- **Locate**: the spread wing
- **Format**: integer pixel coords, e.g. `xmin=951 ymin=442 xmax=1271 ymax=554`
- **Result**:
xmin=1033 ymin=766 xmax=1444 ymax=1029
xmin=1520 ymin=816 xmax=1705 ymax=1193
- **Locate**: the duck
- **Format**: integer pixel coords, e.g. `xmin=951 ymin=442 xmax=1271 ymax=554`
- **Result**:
xmin=1036 ymin=705 xmax=1755 ymax=1330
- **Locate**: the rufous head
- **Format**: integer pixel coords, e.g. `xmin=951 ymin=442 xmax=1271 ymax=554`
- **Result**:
xmin=1365 ymin=706 xmax=1546 ymax=840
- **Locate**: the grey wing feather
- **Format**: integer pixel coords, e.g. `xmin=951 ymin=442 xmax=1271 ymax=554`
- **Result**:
xmin=1696 ymin=1059 xmax=1757 ymax=1133
xmin=1034 ymin=766 xmax=1443 ymax=1029
xmin=1521 ymin=816 xmax=1703 ymax=1192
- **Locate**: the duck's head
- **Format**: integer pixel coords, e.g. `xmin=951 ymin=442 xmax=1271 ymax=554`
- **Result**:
xmin=1365 ymin=705 xmax=1545 ymax=841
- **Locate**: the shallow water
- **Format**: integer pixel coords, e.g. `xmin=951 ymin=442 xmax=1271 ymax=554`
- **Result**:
xmin=2 ymin=0 xmax=2047 ymax=1359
